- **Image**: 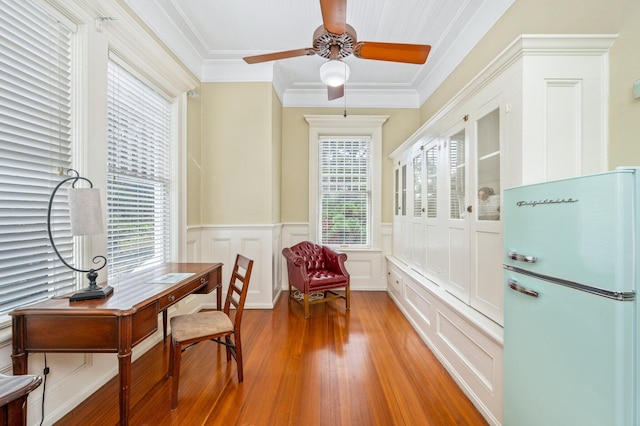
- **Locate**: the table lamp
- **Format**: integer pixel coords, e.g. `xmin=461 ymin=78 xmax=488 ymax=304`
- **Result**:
xmin=47 ymin=169 xmax=113 ymax=301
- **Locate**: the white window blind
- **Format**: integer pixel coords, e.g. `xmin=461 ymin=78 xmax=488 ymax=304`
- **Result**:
xmin=107 ymin=59 xmax=172 ymax=277
xmin=0 ymin=0 xmax=74 ymax=313
xmin=318 ymin=137 xmax=371 ymax=247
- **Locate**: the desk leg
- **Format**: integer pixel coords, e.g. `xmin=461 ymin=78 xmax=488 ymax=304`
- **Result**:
xmin=162 ymin=310 xmax=168 ymax=341
xmin=118 ymin=315 xmax=133 ymax=426
xmin=11 ymin=352 xmax=27 ymax=376
xmin=117 ymin=351 xmax=131 ymax=426
xmin=11 ymin=317 xmax=28 ymax=375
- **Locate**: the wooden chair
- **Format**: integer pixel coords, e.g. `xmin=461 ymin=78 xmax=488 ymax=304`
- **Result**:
xmin=282 ymin=241 xmax=350 ymax=319
xmin=168 ymin=254 xmax=253 ymax=410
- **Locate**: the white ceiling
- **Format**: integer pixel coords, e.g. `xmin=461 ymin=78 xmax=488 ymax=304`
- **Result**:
xmin=124 ymin=0 xmax=515 ymax=107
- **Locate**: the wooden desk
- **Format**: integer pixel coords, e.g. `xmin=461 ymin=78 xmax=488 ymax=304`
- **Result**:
xmin=10 ymin=262 xmax=222 ymax=426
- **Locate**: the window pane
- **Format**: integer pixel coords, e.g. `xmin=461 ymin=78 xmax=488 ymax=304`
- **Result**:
xmin=107 ymin=60 xmax=172 ymax=276
xmin=401 ymin=164 xmax=407 ymax=216
xmin=394 ymin=168 xmax=399 ymax=216
xmin=450 ymin=130 xmax=466 ymax=219
xmin=413 ymin=153 xmax=422 ymax=217
xmin=0 ymin=0 xmax=75 ymax=313
xmin=321 ymin=193 xmax=368 ymax=245
xmin=318 ymin=137 xmax=370 ymax=247
xmin=426 ymin=146 xmax=438 ymax=218
xmin=477 ymin=108 xmax=500 ymax=221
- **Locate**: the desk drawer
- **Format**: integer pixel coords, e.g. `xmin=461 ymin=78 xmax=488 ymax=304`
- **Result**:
xmin=132 ymin=302 xmax=158 ymax=346
xmin=158 ymin=274 xmax=207 ymax=311
xmin=24 ymin=315 xmax=118 ymax=352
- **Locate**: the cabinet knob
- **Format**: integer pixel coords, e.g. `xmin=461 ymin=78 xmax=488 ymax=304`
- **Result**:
xmin=466 ymin=205 xmax=473 ymax=213
xmin=168 ymin=295 xmax=175 ymax=302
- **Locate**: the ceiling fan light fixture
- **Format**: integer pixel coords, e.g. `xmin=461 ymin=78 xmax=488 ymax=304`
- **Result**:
xmin=319 ymin=60 xmax=350 ymax=87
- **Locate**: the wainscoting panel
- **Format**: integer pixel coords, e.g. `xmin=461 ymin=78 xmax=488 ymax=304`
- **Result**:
xmin=187 ymin=223 xmax=394 ymax=305
xmin=190 ymin=224 xmax=281 ymax=309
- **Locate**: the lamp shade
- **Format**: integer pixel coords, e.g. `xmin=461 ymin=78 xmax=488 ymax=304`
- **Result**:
xmin=68 ymin=187 xmax=103 ymax=236
xmin=319 ymin=60 xmax=350 ymax=87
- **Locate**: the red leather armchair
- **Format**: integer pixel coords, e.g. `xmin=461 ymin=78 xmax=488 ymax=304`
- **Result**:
xmin=282 ymin=241 xmax=350 ymax=319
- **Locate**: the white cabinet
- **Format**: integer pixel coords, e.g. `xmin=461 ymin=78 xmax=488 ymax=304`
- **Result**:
xmin=387 ymin=34 xmax=615 ymax=425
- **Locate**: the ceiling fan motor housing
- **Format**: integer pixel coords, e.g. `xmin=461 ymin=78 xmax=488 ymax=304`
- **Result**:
xmin=312 ymin=24 xmax=357 ymax=59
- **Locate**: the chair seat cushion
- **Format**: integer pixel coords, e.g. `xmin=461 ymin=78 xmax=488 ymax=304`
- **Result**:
xmin=170 ymin=311 xmax=233 ymax=342
xmin=308 ymin=269 xmax=348 ymax=288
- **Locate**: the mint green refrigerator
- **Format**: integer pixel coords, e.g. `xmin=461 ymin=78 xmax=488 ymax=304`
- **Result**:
xmin=503 ymin=168 xmax=638 ymax=425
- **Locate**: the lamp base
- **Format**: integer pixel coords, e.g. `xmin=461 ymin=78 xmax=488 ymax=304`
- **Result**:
xmin=70 ymin=285 xmax=114 ymax=302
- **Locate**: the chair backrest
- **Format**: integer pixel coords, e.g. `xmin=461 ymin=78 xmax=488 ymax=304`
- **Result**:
xmin=290 ymin=241 xmax=325 ymax=271
xmin=224 ymin=254 xmax=254 ymax=331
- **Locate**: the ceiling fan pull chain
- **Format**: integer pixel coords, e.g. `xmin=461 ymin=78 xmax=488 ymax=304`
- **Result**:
xmin=343 ymin=61 xmax=347 ymax=118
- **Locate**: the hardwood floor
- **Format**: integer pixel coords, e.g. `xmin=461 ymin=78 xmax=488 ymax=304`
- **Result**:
xmin=56 ymin=292 xmax=488 ymax=425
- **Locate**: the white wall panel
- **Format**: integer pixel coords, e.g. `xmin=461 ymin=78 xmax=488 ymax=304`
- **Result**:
xmin=195 ymin=225 xmax=279 ymax=309
xmin=545 ymin=80 xmax=582 ymax=180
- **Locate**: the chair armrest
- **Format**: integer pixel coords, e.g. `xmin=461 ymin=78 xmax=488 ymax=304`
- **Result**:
xmin=282 ymin=247 xmax=305 ymax=267
xmin=282 ymin=247 xmax=310 ymax=292
xmin=322 ymin=246 xmax=349 ymax=278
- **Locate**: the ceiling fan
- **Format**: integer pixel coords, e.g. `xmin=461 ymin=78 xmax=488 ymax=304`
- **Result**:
xmin=242 ymin=0 xmax=431 ymax=100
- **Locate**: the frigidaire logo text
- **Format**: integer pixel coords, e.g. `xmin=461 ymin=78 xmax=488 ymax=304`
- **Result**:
xmin=516 ymin=198 xmax=579 ymax=207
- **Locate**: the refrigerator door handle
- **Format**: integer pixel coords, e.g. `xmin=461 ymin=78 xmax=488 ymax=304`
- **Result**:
xmin=507 ymin=251 xmax=537 ymax=264
xmin=508 ymin=279 xmax=539 ymax=298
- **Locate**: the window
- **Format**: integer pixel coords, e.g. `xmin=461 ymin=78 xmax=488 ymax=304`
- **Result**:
xmin=319 ymin=137 xmax=371 ymax=246
xmin=0 ymin=0 xmax=74 ymax=313
xmin=106 ymin=59 xmax=173 ymax=277
xmin=306 ymin=115 xmax=387 ymax=250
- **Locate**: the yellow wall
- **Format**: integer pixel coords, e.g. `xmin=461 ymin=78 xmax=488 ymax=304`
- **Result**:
xmin=281 ymin=107 xmax=420 ymax=223
xmin=196 ymin=82 xmax=281 ymax=224
xmin=420 ymin=0 xmax=640 ymax=169
xmin=272 ymin=86 xmax=282 ymax=223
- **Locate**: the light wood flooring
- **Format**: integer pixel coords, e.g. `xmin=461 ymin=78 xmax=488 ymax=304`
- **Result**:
xmin=56 ymin=291 xmax=488 ymax=425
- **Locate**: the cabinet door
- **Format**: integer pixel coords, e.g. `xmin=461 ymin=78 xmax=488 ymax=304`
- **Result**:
xmin=445 ymin=126 xmax=469 ymax=302
xmin=393 ymin=161 xmax=412 ymax=263
xmin=392 ymin=164 xmax=402 ymax=257
xmin=411 ymin=149 xmax=426 ymax=273
xmin=424 ymin=142 xmax=443 ymax=279
xmin=469 ymin=105 xmax=504 ymax=325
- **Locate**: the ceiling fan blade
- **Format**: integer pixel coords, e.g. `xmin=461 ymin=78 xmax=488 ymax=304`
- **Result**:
xmin=243 ymin=48 xmax=315 ymax=64
xmin=328 ymin=84 xmax=344 ymax=100
xmin=320 ymin=0 xmax=346 ymax=34
xmin=354 ymin=42 xmax=431 ymax=64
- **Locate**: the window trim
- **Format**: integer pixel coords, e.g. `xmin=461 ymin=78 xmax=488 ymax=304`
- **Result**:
xmin=305 ymin=115 xmax=388 ymax=250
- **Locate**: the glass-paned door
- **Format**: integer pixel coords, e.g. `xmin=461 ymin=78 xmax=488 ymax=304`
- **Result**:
xmin=477 ymin=108 xmax=501 ymax=221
